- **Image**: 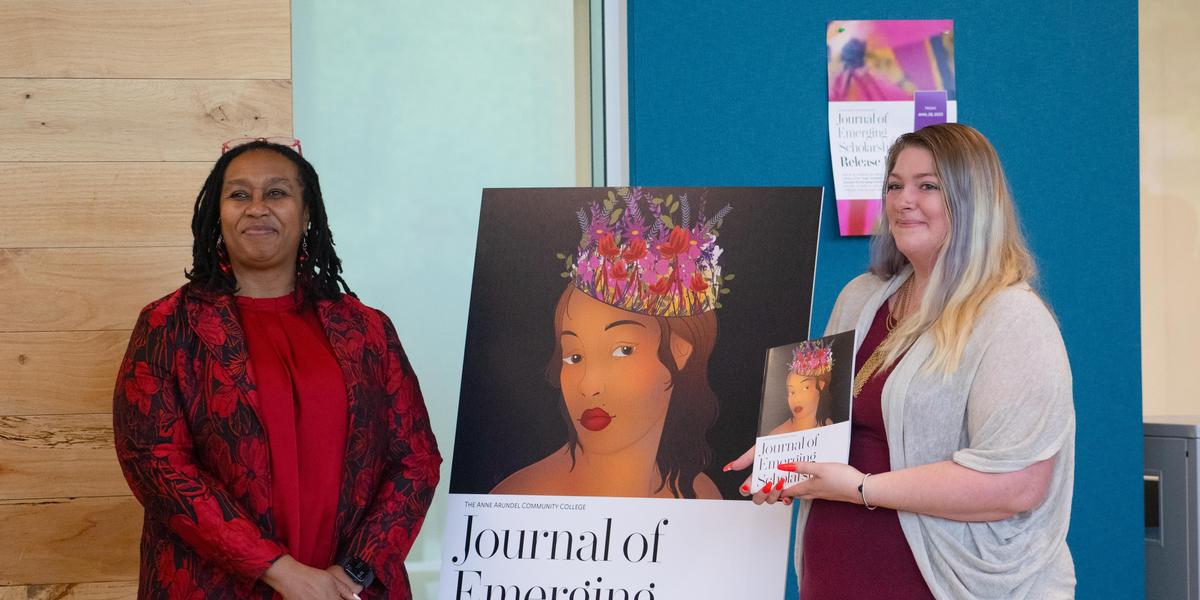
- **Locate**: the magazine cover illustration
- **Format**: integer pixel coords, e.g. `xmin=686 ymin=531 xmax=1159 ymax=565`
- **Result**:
xmin=751 ymin=330 xmax=856 ymax=489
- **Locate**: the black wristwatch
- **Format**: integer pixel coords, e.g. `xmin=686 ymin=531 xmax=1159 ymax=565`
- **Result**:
xmin=340 ymin=556 xmax=375 ymax=588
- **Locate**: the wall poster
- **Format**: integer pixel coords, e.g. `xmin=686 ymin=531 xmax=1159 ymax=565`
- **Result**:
xmin=439 ymin=187 xmax=823 ymax=598
xmin=827 ymin=19 xmax=956 ymax=236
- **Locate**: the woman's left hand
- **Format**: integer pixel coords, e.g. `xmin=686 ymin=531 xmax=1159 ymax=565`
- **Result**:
xmin=326 ymin=566 xmax=364 ymax=599
xmin=777 ymin=462 xmax=865 ymax=505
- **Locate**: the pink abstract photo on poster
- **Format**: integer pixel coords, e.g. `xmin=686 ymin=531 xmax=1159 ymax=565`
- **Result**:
xmin=828 ymin=20 xmax=955 ymax=102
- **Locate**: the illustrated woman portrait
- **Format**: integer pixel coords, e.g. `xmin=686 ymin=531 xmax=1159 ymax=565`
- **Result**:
xmin=769 ymin=340 xmax=835 ymax=435
xmin=491 ymin=190 xmax=732 ymax=499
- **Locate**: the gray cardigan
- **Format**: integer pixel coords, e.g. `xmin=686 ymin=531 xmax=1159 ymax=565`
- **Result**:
xmin=794 ymin=271 xmax=1076 ymax=599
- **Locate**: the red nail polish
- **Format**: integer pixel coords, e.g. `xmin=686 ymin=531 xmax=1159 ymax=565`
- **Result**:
xmin=783 ymin=497 xmax=793 ymax=505
xmin=761 ymin=483 xmax=772 ymax=494
xmin=777 ymin=462 xmax=797 ymax=472
xmin=775 ymin=478 xmax=785 ymax=491
xmin=723 ymin=462 xmax=733 ymax=472
xmin=740 ymin=484 xmax=749 ymax=493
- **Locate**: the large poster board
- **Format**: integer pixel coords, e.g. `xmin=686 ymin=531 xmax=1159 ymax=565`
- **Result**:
xmin=440 ymin=187 xmax=823 ymax=598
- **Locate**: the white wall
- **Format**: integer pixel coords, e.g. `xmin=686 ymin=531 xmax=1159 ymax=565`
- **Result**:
xmin=1140 ymin=0 xmax=1200 ymax=417
xmin=292 ymin=2 xmax=579 ymax=595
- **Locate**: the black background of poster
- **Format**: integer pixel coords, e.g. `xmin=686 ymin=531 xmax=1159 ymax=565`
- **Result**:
xmin=449 ymin=187 xmax=823 ymax=500
xmin=756 ymin=330 xmax=856 ymax=436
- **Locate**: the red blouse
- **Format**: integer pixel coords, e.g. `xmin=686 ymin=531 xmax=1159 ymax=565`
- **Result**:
xmin=800 ymin=300 xmax=934 ymax=599
xmin=238 ymin=293 xmax=348 ymax=569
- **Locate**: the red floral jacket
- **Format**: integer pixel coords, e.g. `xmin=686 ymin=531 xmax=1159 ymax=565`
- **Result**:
xmin=113 ymin=284 xmax=441 ymax=599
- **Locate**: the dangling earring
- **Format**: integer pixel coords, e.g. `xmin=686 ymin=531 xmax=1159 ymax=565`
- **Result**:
xmin=297 ymin=230 xmax=311 ymax=272
xmin=216 ymin=234 xmax=232 ymax=274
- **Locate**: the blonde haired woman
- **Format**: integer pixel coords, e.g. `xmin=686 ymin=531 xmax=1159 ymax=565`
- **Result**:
xmin=731 ymin=123 xmax=1075 ymax=598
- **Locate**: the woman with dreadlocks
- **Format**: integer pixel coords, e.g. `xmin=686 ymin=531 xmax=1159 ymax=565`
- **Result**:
xmin=113 ymin=139 xmax=441 ymax=600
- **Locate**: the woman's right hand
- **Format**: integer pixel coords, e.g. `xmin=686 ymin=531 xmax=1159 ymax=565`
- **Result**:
xmin=263 ymin=555 xmax=360 ymax=600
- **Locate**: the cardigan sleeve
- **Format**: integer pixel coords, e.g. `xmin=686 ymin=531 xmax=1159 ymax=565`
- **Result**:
xmin=340 ymin=312 xmax=442 ymax=594
xmin=113 ymin=307 xmax=288 ymax=580
xmin=951 ymin=289 xmax=1076 ymax=473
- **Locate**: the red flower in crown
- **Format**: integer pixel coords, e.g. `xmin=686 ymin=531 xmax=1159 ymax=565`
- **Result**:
xmin=567 ymin=188 xmax=732 ymax=316
xmin=598 ymin=234 xmax=621 ymax=259
xmin=791 ymin=340 xmax=834 ymax=377
xmin=622 ymin=237 xmax=648 ymax=262
xmin=656 ymin=226 xmax=690 ymax=258
xmin=649 ymin=275 xmax=672 ymax=296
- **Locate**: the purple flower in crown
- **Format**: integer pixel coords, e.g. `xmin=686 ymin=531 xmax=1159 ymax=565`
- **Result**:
xmin=583 ymin=202 xmax=613 ymax=242
xmin=645 ymin=256 xmax=670 ymax=278
xmin=790 ymin=340 xmax=834 ymax=378
xmin=563 ymin=188 xmax=733 ymax=317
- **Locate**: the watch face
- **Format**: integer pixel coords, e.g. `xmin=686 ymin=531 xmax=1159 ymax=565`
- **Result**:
xmin=343 ymin=557 xmax=372 ymax=584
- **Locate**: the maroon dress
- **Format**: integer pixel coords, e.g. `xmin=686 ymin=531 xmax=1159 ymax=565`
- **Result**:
xmin=238 ymin=292 xmax=348 ymax=570
xmin=800 ymin=301 xmax=934 ymax=599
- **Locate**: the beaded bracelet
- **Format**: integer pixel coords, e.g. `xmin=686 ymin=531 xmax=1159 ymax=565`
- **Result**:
xmin=858 ymin=473 xmax=878 ymax=510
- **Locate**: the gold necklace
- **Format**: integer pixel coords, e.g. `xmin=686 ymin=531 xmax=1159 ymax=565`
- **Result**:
xmin=853 ymin=278 xmax=913 ymax=397
xmin=885 ymin=277 xmax=913 ymax=330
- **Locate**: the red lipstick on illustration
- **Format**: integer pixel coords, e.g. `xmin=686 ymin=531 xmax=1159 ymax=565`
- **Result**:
xmin=578 ymin=407 xmax=615 ymax=431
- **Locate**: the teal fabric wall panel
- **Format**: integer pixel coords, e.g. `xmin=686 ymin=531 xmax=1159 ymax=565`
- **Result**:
xmin=626 ymin=2 xmax=1141 ymax=598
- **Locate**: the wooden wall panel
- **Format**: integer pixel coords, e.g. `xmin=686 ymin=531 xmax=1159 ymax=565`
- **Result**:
xmin=0 ymin=581 xmax=138 ymax=600
xmin=0 ymin=415 xmax=128 ymax=500
xmin=0 ymin=1 xmax=291 ymax=593
xmin=0 ymin=79 xmax=292 ymax=162
xmin=0 ymin=331 xmax=130 ymax=416
xmin=0 ymin=497 xmax=140 ymax=585
xmin=0 ymin=247 xmax=190 ymax=333
xmin=0 ymin=0 xmax=289 ymax=79
xmin=0 ymin=163 xmax=207 ymax=249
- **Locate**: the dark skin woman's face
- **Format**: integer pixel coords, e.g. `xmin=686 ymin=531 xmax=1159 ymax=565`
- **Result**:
xmin=218 ymin=150 xmax=308 ymax=280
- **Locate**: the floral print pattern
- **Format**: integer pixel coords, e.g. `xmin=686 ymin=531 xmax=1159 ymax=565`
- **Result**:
xmin=114 ymin=284 xmax=441 ymax=599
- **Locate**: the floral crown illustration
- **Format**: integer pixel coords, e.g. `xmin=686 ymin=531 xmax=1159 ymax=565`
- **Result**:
xmin=790 ymin=340 xmax=834 ymax=377
xmin=558 ymin=188 xmax=733 ymax=317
